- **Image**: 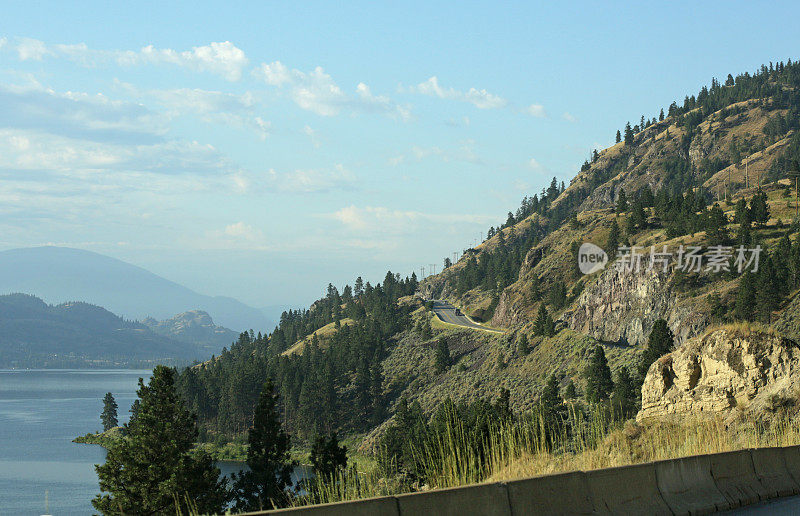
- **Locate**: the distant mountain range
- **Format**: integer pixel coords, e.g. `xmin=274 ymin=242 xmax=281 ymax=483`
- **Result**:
xmin=0 ymin=293 xmax=207 ymax=368
xmin=0 ymin=246 xmax=269 ymax=332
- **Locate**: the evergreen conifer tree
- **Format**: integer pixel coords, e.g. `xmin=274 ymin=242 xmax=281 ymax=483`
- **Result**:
xmin=101 ymin=392 xmax=118 ymax=432
xmin=584 ymin=346 xmax=614 ymax=403
xmin=93 ymin=366 xmax=228 ymax=515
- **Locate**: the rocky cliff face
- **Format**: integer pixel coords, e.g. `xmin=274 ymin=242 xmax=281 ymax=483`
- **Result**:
xmin=565 ymin=261 xmax=708 ymax=346
xmin=142 ymin=310 xmax=237 ymax=352
xmin=637 ymin=327 xmax=800 ymax=422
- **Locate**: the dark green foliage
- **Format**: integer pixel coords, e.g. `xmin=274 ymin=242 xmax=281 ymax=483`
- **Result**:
xmin=704 ymin=204 xmax=730 ymax=245
xmin=232 ymin=379 xmax=294 ymax=512
xmin=750 ymin=189 xmax=770 ymax=227
xmin=616 ymin=188 xmax=628 ymax=213
xmin=611 ymin=367 xmax=637 ymax=419
xmin=563 ymin=380 xmax=577 ymax=400
xmin=755 ymin=255 xmax=780 ymax=323
xmin=547 ymin=280 xmax=568 ymax=309
xmin=735 ymin=271 xmax=756 ymax=321
xmin=533 ymin=304 xmax=555 ymax=337
xmin=434 ymin=338 xmax=451 ymax=373
xmin=129 ymin=399 xmax=140 ymax=426
xmin=93 ymin=366 xmax=228 ymax=515
xmin=539 ymin=374 xmax=564 ymax=425
xmin=310 ymin=432 xmax=347 ymax=481
xmin=178 ymin=271 xmax=417 ymax=441
xmin=101 ymin=392 xmax=118 ymax=432
xmin=624 ymin=122 xmax=634 ymax=146
xmin=584 ymin=346 xmax=613 ymax=403
xmin=616 ymin=129 xmax=621 ymax=143
xmin=517 ymin=333 xmax=530 ymax=356
xmin=637 ymin=320 xmax=674 ymax=383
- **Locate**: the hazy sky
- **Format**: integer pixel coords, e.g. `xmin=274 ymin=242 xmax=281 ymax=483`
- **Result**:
xmin=1 ymin=1 xmax=798 ymax=308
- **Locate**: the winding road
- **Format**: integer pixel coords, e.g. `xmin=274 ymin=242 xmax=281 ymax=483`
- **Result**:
xmin=430 ymin=300 xmax=504 ymax=333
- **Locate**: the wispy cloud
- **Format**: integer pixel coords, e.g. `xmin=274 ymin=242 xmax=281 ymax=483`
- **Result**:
xmin=6 ymin=38 xmax=249 ymax=80
xmin=562 ymin=111 xmax=577 ymax=122
xmin=402 ymin=76 xmax=507 ymax=109
xmin=253 ymin=61 xmax=410 ymax=119
xmin=234 ymin=164 xmax=356 ymax=194
xmin=115 ymin=81 xmax=269 ymax=139
xmin=525 ymin=104 xmax=547 ymax=118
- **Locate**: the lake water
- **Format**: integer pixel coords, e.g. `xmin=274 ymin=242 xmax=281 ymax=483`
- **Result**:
xmin=0 ymin=369 xmax=304 ymax=515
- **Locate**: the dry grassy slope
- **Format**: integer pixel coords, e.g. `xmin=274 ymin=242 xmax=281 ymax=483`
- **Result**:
xmin=399 ymin=93 xmax=800 ymax=424
xmin=281 ymin=318 xmax=356 ymax=356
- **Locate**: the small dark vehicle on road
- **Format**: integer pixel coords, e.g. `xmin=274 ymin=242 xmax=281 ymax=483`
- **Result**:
xmin=455 ymin=309 xmax=463 ymax=316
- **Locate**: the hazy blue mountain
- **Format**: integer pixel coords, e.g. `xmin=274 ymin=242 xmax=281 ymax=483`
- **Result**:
xmin=142 ymin=310 xmax=239 ymax=353
xmin=0 ymin=293 xmax=203 ymax=368
xmin=0 ymin=246 xmax=268 ymax=332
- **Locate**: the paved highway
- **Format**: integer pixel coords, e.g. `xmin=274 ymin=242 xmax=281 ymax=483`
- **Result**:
xmin=430 ymin=300 xmax=503 ymax=333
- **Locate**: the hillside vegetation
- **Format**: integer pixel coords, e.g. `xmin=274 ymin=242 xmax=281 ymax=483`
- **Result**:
xmin=176 ymin=59 xmax=800 ymax=498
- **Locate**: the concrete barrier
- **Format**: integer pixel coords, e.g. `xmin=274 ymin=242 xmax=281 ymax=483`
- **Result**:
xmin=750 ymin=447 xmax=800 ymax=498
xmin=653 ymin=454 xmax=729 ymax=514
xmin=505 ymin=471 xmax=594 ymax=515
xmin=709 ymin=449 xmax=765 ymax=507
xmin=394 ymin=482 xmax=511 ymax=516
xmin=585 ymin=462 xmax=671 ymax=515
xmin=248 ymin=495 xmax=399 ymax=516
xmin=780 ymin=445 xmax=800 ymax=489
xmin=252 ymin=446 xmax=800 ymax=515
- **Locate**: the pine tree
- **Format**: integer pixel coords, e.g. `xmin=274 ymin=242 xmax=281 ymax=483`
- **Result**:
xmin=539 ymin=374 xmax=563 ymax=426
xmin=309 ymin=432 xmax=347 ymax=481
xmin=232 ymin=379 xmax=294 ymax=511
xmin=93 ymin=366 xmax=228 ymax=515
xmin=624 ymin=122 xmax=634 ymax=146
xmin=101 ymin=392 xmax=118 ymax=432
xmin=517 ymin=333 xmax=530 ymax=355
xmin=616 ymin=188 xmax=628 ymax=213
xmin=659 ymin=108 xmax=665 ymax=121
xmin=611 ymin=367 xmax=636 ymax=419
xmin=735 ymin=271 xmax=756 ymax=321
xmin=434 ymin=338 xmax=451 ymax=373
xmin=616 ymin=129 xmax=622 ymax=144
xmin=755 ymin=256 xmax=780 ymax=323
xmin=534 ymin=304 xmax=555 ymax=337
xmin=637 ymin=320 xmax=674 ymax=382
xmin=584 ymin=346 xmax=614 ymax=403
xmin=128 ymin=399 xmax=140 ymax=426
xmin=750 ymin=189 xmax=770 ymax=227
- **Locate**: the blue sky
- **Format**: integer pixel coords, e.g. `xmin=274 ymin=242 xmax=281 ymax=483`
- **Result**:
xmin=0 ymin=1 xmax=798 ymax=309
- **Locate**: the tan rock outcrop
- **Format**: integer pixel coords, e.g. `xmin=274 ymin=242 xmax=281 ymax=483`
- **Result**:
xmin=637 ymin=327 xmax=800 ymax=422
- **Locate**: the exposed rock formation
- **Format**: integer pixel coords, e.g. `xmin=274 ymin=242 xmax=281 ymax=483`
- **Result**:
xmin=637 ymin=327 xmax=800 ymax=422
xmin=565 ymin=261 xmax=707 ymax=346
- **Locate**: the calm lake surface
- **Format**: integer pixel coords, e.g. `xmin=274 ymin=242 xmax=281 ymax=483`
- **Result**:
xmin=0 ymin=369 xmax=303 ymax=515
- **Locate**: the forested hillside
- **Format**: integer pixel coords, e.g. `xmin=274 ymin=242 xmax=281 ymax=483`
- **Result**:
xmin=179 ymin=58 xmax=800 ymax=456
xmin=0 ymin=294 xmax=202 ymax=367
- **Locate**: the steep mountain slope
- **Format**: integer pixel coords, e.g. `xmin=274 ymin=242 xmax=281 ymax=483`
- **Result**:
xmin=142 ymin=310 xmax=238 ymax=354
xmin=0 ymin=294 xmax=204 ymax=367
xmin=0 ymin=246 xmax=267 ymax=331
xmin=180 ymin=59 xmax=800 ymax=450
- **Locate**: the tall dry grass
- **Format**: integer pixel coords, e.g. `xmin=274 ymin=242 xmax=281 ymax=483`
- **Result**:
xmin=291 ymin=405 xmax=800 ymax=509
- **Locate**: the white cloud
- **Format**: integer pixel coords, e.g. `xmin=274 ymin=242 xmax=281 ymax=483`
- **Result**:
xmin=525 ymin=104 xmax=547 ymax=118
xmin=254 ymin=61 xmax=410 ymax=119
xmin=16 ymin=37 xmax=51 ymax=60
xmin=115 ymin=81 xmax=269 ymax=139
xmin=563 ymin=112 xmax=577 ymax=122
xmin=0 ymin=82 xmax=168 ymax=144
xmin=303 ymin=125 xmax=321 ymax=148
xmin=528 ymin=158 xmax=542 ymax=169
xmin=407 ymin=140 xmax=484 ymax=165
xmin=7 ymin=38 xmax=249 ymax=80
xmin=404 ymin=76 xmax=507 ymax=109
xmin=267 ymin=164 xmax=355 ymax=193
